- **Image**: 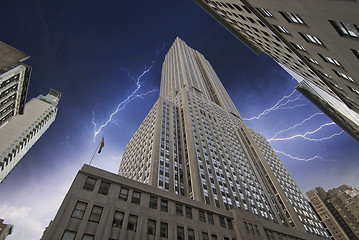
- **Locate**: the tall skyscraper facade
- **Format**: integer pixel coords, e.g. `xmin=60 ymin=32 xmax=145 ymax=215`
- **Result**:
xmin=307 ymin=185 xmax=359 ymax=240
xmin=193 ymin=0 xmax=359 ymax=141
xmin=0 ymin=89 xmax=61 ymax=183
xmin=42 ymin=38 xmax=327 ymax=240
xmin=0 ymin=41 xmax=31 ymax=127
xmin=119 ymin=37 xmax=327 ymax=238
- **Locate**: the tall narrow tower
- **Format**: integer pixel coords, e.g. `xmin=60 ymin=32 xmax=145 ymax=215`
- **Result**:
xmin=119 ymin=38 xmax=327 ymax=238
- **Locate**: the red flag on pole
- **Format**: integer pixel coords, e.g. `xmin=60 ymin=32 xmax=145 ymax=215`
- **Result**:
xmin=98 ymin=137 xmax=104 ymax=153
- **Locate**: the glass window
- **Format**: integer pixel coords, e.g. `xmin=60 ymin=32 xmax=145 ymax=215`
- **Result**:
xmin=227 ymin=218 xmax=233 ymax=230
xmin=127 ymin=214 xmax=138 ymax=231
xmin=119 ymin=187 xmax=129 ymax=201
xmin=219 ymin=216 xmax=226 ymax=228
xmin=149 ymin=196 xmax=158 ymax=209
xmin=318 ymin=54 xmax=341 ymax=66
xmin=211 ymin=234 xmax=218 ymax=240
xmin=131 ymin=191 xmax=141 ymax=204
xmin=276 ymin=25 xmax=290 ymax=34
xmin=330 ymin=20 xmax=359 ymax=38
xmin=98 ymin=181 xmax=110 ymax=195
xmin=292 ymin=43 xmax=306 ymax=52
xmin=333 ymin=70 xmax=355 ymax=83
xmin=83 ymin=177 xmax=96 ymax=191
xmin=160 ymin=222 xmax=168 ymax=238
xmin=71 ymin=201 xmax=87 ymax=219
xmin=257 ymin=8 xmax=273 ymax=18
xmin=161 ymin=199 xmax=168 ymax=212
xmin=208 ymin=213 xmax=214 ymax=225
xmin=280 ymin=12 xmax=305 ymax=24
xmin=352 ymin=48 xmax=359 ymax=60
xmin=300 ymin=33 xmax=324 ymax=46
xmin=188 ymin=228 xmax=195 ymax=240
xmin=112 ymin=211 xmax=124 ymax=228
xmin=147 ymin=219 xmax=156 ymax=235
xmin=176 ymin=203 xmax=183 ymax=216
xmin=89 ymin=205 xmax=103 ymax=223
xmin=199 ymin=210 xmax=206 ymax=222
xmin=186 ymin=206 xmax=192 ymax=219
xmin=202 ymin=232 xmax=209 ymax=240
xmin=177 ymin=226 xmax=185 ymax=240
xmin=82 ymin=234 xmax=94 ymax=240
xmin=62 ymin=231 xmax=76 ymax=240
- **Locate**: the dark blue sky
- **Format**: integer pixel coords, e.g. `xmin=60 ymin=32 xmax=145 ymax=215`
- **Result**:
xmin=0 ymin=0 xmax=358 ymax=239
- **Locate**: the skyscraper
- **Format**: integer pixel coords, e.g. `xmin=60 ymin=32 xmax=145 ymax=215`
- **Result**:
xmin=307 ymin=185 xmax=359 ymax=239
xmin=193 ymin=0 xmax=359 ymax=141
xmin=0 ymin=41 xmax=31 ymax=127
xmin=0 ymin=89 xmax=61 ymax=183
xmin=42 ymin=38 xmax=327 ymax=240
xmin=119 ymin=37 xmax=327 ymax=238
xmin=0 ymin=219 xmax=13 ymax=240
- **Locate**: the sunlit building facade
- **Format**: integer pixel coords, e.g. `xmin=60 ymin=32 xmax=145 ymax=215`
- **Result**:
xmin=307 ymin=185 xmax=359 ymax=240
xmin=0 ymin=41 xmax=31 ymax=127
xmin=0 ymin=89 xmax=61 ymax=183
xmin=119 ymin=37 xmax=328 ymax=238
xmin=193 ymin=0 xmax=359 ymax=141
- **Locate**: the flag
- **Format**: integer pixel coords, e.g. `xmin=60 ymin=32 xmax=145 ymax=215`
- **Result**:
xmin=98 ymin=137 xmax=104 ymax=153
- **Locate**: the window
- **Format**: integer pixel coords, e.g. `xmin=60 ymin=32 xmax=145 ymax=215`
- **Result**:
xmin=161 ymin=199 xmax=168 ymax=212
xmin=292 ymin=43 xmax=306 ymax=52
xmin=257 ymin=8 xmax=273 ymax=18
xmin=219 ymin=216 xmax=226 ymax=228
xmin=318 ymin=54 xmax=341 ymax=66
xmin=280 ymin=12 xmax=305 ymax=24
xmin=83 ymin=177 xmax=96 ymax=191
xmin=211 ymin=234 xmax=218 ymax=240
xmin=202 ymin=232 xmax=209 ymax=240
xmin=330 ymin=20 xmax=359 ymax=38
xmin=188 ymin=228 xmax=195 ymax=240
xmin=186 ymin=206 xmax=192 ymax=219
xmin=89 ymin=205 xmax=103 ymax=223
xmin=227 ymin=218 xmax=233 ymax=230
xmin=177 ymin=226 xmax=185 ymax=240
xmin=160 ymin=222 xmax=168 ymax=238
xmin=147 ymin=219 xmax=156 ymax=235
xmin=119 ymin=187 xmax=129 ymax=201
xmin=127 ymin=214 xmax=138 ymax=231
xmin=82 ymin=234 xmax=94 ymax=240
xmin=348 ymin=86 xmax=359 ymax=95
xmin=199 ymin=210 xmax=206 ymax=222
xmin=352 ymin=49 xmax=359 ymax=60
xmin=300 ymin=33 xmax=324 ymax=46
xmin=333 ymin=70 xmax=355 ymax=83
xmin=71 ymin=201 xmax=87 ymax=219
xmin=318 ymin=70 xmax=332 ymax=79
xmin=131 ymin=191 xmax=141 ymax=204
xmin=98 ymin=181 xmax=110 ymax=195
xmin=176 ymin=203 xmax=183 ymax=216
xmin=61 ymin=231 xmax=76 ymax=240
xmin=305 ymin=56 xmax=320 ymax=65
xmin=112 ymin=211 xmax=124 ymax=228
xmin=149 ymin=196 xmax=158 ymax=209
xmin=276 ymin=25 xmax=290 ymax=34
xmin=208 ymin=213 xmax=214 ymax=225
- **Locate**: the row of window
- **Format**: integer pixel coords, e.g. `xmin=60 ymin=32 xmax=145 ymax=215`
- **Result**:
xmin=82 ymin=176 xmax=234 ymax=229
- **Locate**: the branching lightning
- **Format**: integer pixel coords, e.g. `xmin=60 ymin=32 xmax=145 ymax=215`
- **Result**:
xmin=92 ymin=44 xmax=165 ymax=140
xmin=274 ymin=149 xmax=323 ymax=161
xmin=269 ymin=122 xmax=344 ymax=142
xmin=270 ymin=112 xmax=324 ymax=140
xmin=243 ymin=89 xmax=300 ymax=121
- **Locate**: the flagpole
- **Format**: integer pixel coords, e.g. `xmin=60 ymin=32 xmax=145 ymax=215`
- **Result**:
xmin=89 ymin=141 xmax=101 ymax=165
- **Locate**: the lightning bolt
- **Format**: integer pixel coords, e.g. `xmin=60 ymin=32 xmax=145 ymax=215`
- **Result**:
xmin=92 ymin=44 xmax=165 ymax=140
xmin=270 ymin=112 xmax=324 ymax=139
xmin=269 ymin=122 xmax=344 ymax=142
xmin=243 ymin=89 xmax=299 ymax=121
xmin=274 ymin=149 xmax=323 ymax=161
xmin=275 ymin=102 xmax=308 ymax=110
